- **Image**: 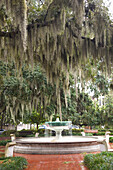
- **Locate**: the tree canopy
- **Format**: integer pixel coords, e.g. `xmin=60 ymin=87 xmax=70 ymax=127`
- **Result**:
xmin=0 ymin=0 xmax=113 ymax=120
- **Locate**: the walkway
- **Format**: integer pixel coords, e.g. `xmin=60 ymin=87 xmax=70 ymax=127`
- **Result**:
xmin=14 ymin=152 xmax=88 ymax=170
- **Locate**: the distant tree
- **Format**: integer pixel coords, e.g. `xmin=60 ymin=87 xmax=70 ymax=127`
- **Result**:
xmin=24 ymin=108 xmax=46 ymax=129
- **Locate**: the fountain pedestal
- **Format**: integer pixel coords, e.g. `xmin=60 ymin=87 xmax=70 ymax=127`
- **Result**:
xmin=56 ymin=130 xmax=62 ymax=138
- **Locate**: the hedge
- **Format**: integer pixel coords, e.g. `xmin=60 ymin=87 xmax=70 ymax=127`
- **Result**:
xmin=0 ymin=140 xmax=11 ymax=146
xmin=84 ymin=152 xmax=113 ymax=170
xmin=2 ymin=129 xmax=46 ymax=137
xmin=1 ymin=130 xmax=16 ymax=137
xmin=16 ymin=130 xmax=35 ymax=137
xmin=98 ymin=129 xmax=113 ymax=133
xmin=109 ymin=137 xmax=113 ymax=143
xmin=72 ymin=129 xmax=83 ymax=133
xmin=0 ymin=156 xmax=28 ymax=170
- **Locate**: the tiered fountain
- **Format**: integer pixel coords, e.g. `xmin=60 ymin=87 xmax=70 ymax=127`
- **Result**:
xmin=45 ymin=117 xmax=71 ymax=139
xmin=14 ymin=118 xmax=106 ymax=154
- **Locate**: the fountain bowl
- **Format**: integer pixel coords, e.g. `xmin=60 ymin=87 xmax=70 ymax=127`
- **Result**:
xmin=14 ymin=136 xmax=106 ymax=154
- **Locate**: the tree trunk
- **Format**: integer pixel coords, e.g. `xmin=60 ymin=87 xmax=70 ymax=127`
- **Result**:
xmin=0 ymin=112 xmax=4 ymax=129
xmin=37 ymin=123 xmax=38 ymax=130
xmin=14 ymin=124 xmax=17 ymax=131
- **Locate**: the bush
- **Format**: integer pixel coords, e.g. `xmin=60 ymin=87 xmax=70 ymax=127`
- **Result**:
xmin=0 ymin=140 xmax=11 ymax=146
xmin=72 ymin=129 xmax=83 ymax=133
xmin=37 ymin=129 xmax=45 ymax=135
xmin=85 ymin=133 xmax=93 ymax=136
xmin=0 ymin=156 xmax=28 ymax=170
xmin=2 ymin=129 xmax=46 ymax=137
xmin=109 ymin=137 xmax=113 ymax=143
xmin=1 ymin=130 xmax=16 ymax=137
xmin=84 ymin=152 xmax=113 ymax=170
xmin=94 ymin=132 xmax=105 ymax=136
xmin=17 ymin=129 xmax=35 ymax=137
xmin=62 ymin=130 xmax=70 ymax=136
xmin=72 ymin=132 xmax=82 ymax=136
xmin=98 ymin=129 xmax=113 ymax=133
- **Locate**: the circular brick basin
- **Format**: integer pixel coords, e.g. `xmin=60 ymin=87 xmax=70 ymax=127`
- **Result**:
xmin=14 ymin=136 xmax=105 ymax=154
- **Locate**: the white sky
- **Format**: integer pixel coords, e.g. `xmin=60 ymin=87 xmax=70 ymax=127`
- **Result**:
xmin=103 ymin=0 xmax=113 ymax=19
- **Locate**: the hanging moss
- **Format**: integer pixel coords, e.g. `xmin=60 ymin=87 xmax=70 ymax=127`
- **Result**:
xmin=0 ymin=0 xmax=113 ymax=119
xmin=0 ymin=0 xmax=27 ymax=50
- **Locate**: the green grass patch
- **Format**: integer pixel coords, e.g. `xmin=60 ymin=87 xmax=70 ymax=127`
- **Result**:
xmin=0 ymin=156 xmax=28 ymax=170
xmin=84 ymin=152 xmax=113 ymax=170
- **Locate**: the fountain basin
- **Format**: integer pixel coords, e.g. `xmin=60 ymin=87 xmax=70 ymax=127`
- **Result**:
xmin=14 ymin=136 xmax=106 ymax=154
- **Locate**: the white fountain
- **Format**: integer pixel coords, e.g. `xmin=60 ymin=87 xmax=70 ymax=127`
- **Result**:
xmin=45 ymin=117 xmax=71 ymax=139
xmin=14 ymin=118 xmax=106 ymax=154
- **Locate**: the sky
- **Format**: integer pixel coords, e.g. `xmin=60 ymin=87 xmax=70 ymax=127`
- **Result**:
xmin=103 ymin=0 xmax=113 ymax=19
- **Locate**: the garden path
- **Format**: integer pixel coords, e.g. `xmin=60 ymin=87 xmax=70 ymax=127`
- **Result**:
xmin=14 ymin=152 xmax=88 ymax=170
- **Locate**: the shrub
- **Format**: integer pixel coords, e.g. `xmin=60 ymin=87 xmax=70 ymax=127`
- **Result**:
xmin=72 ymin=132 xmax=82 ymax=136
xmin=1 ymin=130 xmax=16 ymax=137
xmin=84 ymin=152 xmax=113 ymax=170
xmin=0 ymin=156 xmax=28 ymax=170
xmin=72 ymin=129 xmax=83 ymax=133
xmin=109 ymin=137 xmax=113 ymax=143
xmin=0 ymin=140 xmax=11 ymax=146
xmin=17 ymin=129 xmax=35 ymax=137
xmin=98 ymin=129 xmax=106 ymax=132
xmin=37 ymin=129 xmax=45 ymax=135
xmin=95 ymin=132 xmax=105 ymax=136
xmin=62 ymin=130 xmax=70 ymax=136
xmin=85 ymin=133 xmax=93 ymax=136
xmin=98 ymin=129 xmax=113 ymax=133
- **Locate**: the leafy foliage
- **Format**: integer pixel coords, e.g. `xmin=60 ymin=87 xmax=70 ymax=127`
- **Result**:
xmin=0 ymin=0 xmax=113 ymax=127
xmin=0 ymin=157 xmax=28 ymax=170
xmin=0 ymin=58 xmax=113 ymax=128
xmin=84 ymin=152 xmax=113 ymax=170
xmin=0 ymin=140 xmax=11 ymax=146
xmin=109 ymin=137 xmax=113 ymax=143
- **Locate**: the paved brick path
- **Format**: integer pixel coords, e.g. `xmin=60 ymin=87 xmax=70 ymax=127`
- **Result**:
xmin=14 ymin=152 xmax=88 ymax=170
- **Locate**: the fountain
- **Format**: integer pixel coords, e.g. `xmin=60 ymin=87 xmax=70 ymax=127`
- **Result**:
xmin=14 ymin=118 xmax=106 ymax=154
xmin=45 ymin=117 xmax=71 ymax=138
